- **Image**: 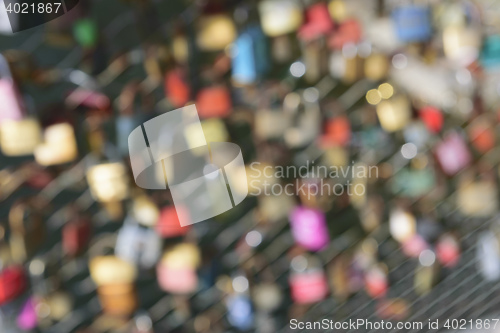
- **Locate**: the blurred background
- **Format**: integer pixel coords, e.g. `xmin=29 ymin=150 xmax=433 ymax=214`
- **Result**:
xmin=2 ymin=0 xmax=500 ymax=332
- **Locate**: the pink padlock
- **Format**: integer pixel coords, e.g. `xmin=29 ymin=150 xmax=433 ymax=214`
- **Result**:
xmin=434 ymin=131 xmax=471 ymax=176
xmin=0 ymin=54 xmax=25 ymax=124
xmin=436 ymin=234 xmax=460 ymax=268
xmin=289 ymin=254 xmax=329 ymax=304
xmin=289 ymin=206 xmax=330 ymax=251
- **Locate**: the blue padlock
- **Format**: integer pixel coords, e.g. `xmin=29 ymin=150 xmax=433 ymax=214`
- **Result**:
xmin=232 ymin=26 xmax=269 ymax=85
xmin=227 ymin=293 xmax=254 ymax=331
xmin=392 ymin=6 xmax=432 ymax=42
xmin=480 ymin=35 xmax=500 ymax=69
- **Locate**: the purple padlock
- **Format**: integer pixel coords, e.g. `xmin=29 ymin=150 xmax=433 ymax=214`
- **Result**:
xmin=289 ymin=206 xmax=330 ymax=251
xmin=16 ymin=297 xmax=37 ymax=330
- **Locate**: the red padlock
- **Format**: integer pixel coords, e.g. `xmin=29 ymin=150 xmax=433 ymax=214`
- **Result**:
xmin=63 ymin=217 xmax=92 ymax=257
xmin=328 ymin=19 xmax=362 ymax=49
xmin=155 ymin=206 xmax=190 ymax=238
xmin=436 ymin=234 xmax=460 ymax=268
xmin=0 ymin=265 xmax=26 ymax=305
xmin=468 ymin=117 xmax=496 ymax=153
xmin=298 ymin=3 xmax=334 ymax=42
xmin=365 ymin=264 xmax=388 ymax=299
xmin=320 ymin=116 xmax=351 ymax=147
xmin=196 ymin=86 xmax=232 ymax=118
xmin=419 ymin=106 xmax=443 ymax=133
xmin=165 ymin=69 xmax=191 ymax=108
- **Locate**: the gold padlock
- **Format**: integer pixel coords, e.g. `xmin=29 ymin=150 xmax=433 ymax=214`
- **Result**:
xmin=376 ymin=95 xmax=411 ymax=132
xmin=197 ymin=14 xmax=237 ymax=51
xmin=89 ymin=235 xmax=138 ymax=317
xmin=0 ymin=119 xmax=41 ymax=156
xmin=259 ymin=0 xmax=303 ymax=37
xmin=364 ymin=53 xmax=389 ymax=81
xmin=86 ymin=163 xmax=129 ymax=203
xmin=34 ymin=123 xmax=78 ymax=166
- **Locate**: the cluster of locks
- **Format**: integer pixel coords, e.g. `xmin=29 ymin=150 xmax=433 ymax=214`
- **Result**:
xmin=2 ymin=0 xmax=500 ymax=332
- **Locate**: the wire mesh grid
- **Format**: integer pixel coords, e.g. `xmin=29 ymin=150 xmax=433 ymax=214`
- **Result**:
xmin=2 ymin=1 xmax=500 ymax=333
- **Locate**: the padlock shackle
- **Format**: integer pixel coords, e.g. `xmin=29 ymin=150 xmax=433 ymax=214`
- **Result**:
xmin=8 ymin=200 xmax=41 ymax=235
xmin=88 ymin=233 xmax=118 ymax=259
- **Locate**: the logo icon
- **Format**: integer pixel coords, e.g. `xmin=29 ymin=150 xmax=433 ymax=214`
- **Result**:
xmin=128 ymin=105 xmax=248 ymax=226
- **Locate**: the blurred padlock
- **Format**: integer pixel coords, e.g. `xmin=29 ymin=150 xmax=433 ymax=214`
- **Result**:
xmin=226 ymin=274 xmax=254 ymax=331
xmin=258 ymin=0 xmax=303 ymax=37
xmin=390 ymin=55 xmax=458 ymax=109
xmin=391 ymin=166 xmax=435 ymax=198
xmin=434 ymin=131 xmax=471 ymax=176
xmin=232 ymin=25 xmax=269 ymax=85
xmin=289 ymin=254 xmax=329 ymax=304
xmin=389 ymin=208 xmax=416 ymax=244
xmin=86 ymin=163 xmax=129 ymax=202
xmin=0 ymin=265 xmax=26 ymax=306
xmin=89 ymin=235 xmax=138 ymax=317
xmin=252 ymin=279 xmax=283 ymax=313
xmin=480 ymin=35 xmax=500 ymax=69
xmin=131 ymin=195 xmax=159 ymax=227
xmin=9 ymin=198 xmax=45 ymax=263
xmin=199 ymin=118 xmax=229 ymax=146
xmin=376 ymin=299 xmax=410 ymax=321
xmin=34 ymin=123 xmax=78 ymax=166
xmin=365 ymin=18 xmax=403 ymax=53
xmin=457 ymin=178 xmax=497 ymax=217
xmin=468 ymin=116 xmax=496 ymax=153
xmin=16 ymin=297 xmax=37 ymax=330
xmin=197 ymin=14 xmax=237 ymax=52
xmin=402 ymin=234 xmax=429 ymax=258
xmin=289 ymin=206 xmax=330 ymax=251
xmin=436 ymin=233 xmax=460 ymax=268
xmin=321 ymin=116 xmax=351 ymax=147
xmin=443 ymin=25 xmax=480 ymax=67
xmin=328 ymin=19 xmax=362 ymax=50
xmin=115 ymin=215 xmax=162 ymax=269
xmin=301 ymin=39 xmax=328 ymax=83
xmin=155 ymin=206 xmax=191 ymax=238
xmin=477 ymin=231 xmax=500 ymax=281
xmin=62 ymin=214 xmax=92 ymax=257
xmin=73 ymin=18 xmax=98 ymax=49
xmin=392 ymin=5 xmax=432 ymax=42
xmin=165 ymin=68 xmax=191 ymax=108
xmin=0 ymin=118 xmax=41 ymax=156
xmin=364 ymin=53 xmax=389 ymax=81
xmin=157 ymin=243 xmax=201 ymax=294
xmin=419 ymin=106 xmax=443 ymax=133
xmin=131 ymin=312 xmax=154 ymax=333
xmin=172 ymin=34 xmax=189 ymax=64
xmin=0 ymin=53 xmax=25 ymax=123
xmin=376 ymin=95 xmax=411 ymax=132
xmin=298 ymin=2 xmax=334 ymax=41
xmin=365 ymin=263 xmax=388 ymax=299
xmin=254 ymin=109 xmax=292 ymax=140
xmin=196 ymin=86 xmax=232 ymax=118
